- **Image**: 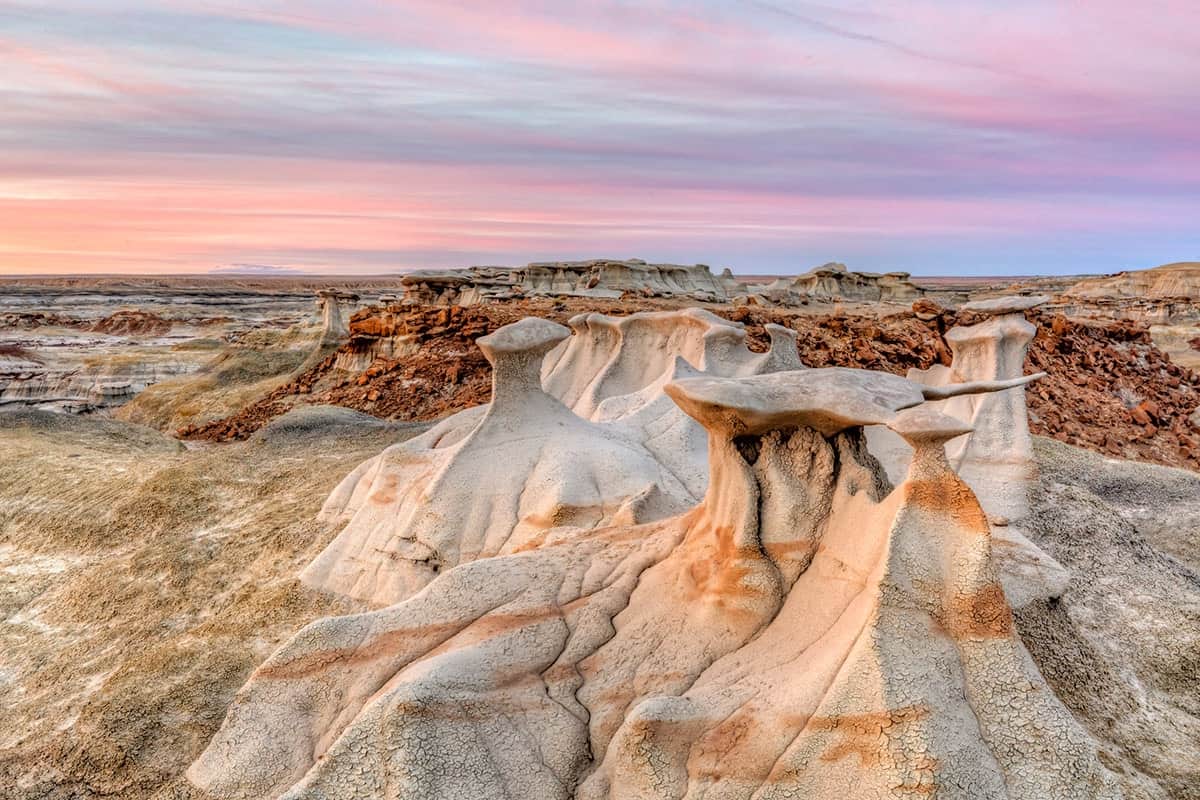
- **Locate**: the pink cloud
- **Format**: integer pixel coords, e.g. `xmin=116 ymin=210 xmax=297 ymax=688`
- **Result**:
xmin=1 ymin=1 xmax=1197 ymax=274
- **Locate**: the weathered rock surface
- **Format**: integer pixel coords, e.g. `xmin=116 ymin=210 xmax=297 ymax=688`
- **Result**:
xmin=188 ymin=353 xmax=1117 ymax=800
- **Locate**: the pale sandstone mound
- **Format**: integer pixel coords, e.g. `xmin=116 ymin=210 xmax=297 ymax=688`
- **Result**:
xmin=300 ymin=318 xmax=695 ymax=607
xmin=1064 ymin=261 xmax=1200 ymax=299
xmin=763 ymin=262 xmax=924 ymax=303
xmin=188 ymin=365 xmax=1115 ymax=800
xmin=400 ymin=259 xmax=730 ymax=305
xmin=543 ymin=308 xmax=801 ymax=420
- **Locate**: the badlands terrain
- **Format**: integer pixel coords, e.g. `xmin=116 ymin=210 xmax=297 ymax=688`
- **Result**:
xmin=1 ymin=259 xmax=1199 ymax=800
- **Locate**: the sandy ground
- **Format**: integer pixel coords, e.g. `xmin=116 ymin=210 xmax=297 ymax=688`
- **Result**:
xmin=0 ymin=408 xmax=419 ymax=799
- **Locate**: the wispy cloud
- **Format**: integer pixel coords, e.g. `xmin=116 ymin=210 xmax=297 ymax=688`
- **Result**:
xmin=1 ymin=0 xmax=1197 ymax=274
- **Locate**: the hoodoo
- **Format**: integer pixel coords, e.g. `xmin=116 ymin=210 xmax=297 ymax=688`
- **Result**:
xmin=188 ymin=312 xmax=1116 ymax=800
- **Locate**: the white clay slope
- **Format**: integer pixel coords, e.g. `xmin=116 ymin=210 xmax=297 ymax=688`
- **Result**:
xmin=188 ymin=361 xmax=1118 ymax=800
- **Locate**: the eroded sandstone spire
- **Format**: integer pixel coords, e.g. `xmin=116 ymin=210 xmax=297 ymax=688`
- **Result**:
xmin=911 ymin=294 xmax=1048 ymax=522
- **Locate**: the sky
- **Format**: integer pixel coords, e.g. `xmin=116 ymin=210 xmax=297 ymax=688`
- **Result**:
xmin=2 ymin=1 xmax=1198 ymax=276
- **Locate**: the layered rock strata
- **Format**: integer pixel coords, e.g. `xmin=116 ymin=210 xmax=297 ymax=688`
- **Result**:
xmin=1064 ymin=261 xmax=1200 ymax=299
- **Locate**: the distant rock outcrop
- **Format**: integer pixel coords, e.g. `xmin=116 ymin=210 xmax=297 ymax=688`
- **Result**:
xmin=400 ymin=259 xmax=730 ymax=305
xmin=88 ymin=310 xmax=173 ymax=337
xmin=1064 ymin=261 xmax=1200 ymax=299
xmin=762 ymin=262 xmax=924 ymax=303
xmin=397 ymin=259 xmax=926 ymax=308
xmin=1051 ymin=262 xmax=1200 ymax=327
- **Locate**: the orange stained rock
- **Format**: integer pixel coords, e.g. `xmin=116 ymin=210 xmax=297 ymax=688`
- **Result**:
xmin=809 ymin=705 xmax=932 ymax=769
xmin=255 ymin=606 xmax=565 ymax=680
xmin=900 ymin=475 xmax=990 ymax=535
xmin=942 ymin=582 xmax=1014 ymax=640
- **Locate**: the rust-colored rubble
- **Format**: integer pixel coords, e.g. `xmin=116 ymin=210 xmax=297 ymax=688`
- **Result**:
xmin=177 ymin=300 xmax=1200 ymax=472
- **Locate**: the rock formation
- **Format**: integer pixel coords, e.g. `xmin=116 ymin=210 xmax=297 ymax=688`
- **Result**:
xmin=400 ymin=260 xmax=731 ymax=305
xmin=305 ymin=306 xmax=1064 ymax=615
xmin=1064 ymin=261 xmax=1200 ymax=299
xmin=1054 ymin=262 xmax=1200 ymax=329
xmin=0 ymin=346 xmax=196 ymax=413
xmin=913 ymin=295 xmax=1048 ymax=523
xmin=865 ymin=296 xmax=1068 ymax=609
xmin=306 ymin=310 xmax=801 ymax=605
xmin=315 ymin=290 xmax=358 ymax=340
xmin=867 ymin=297 xmax=1047 ymax=521
xmin=187 ymin=341 xmax=1115 ymax=799
xmin=87 ymin=309 xmax=173 ymax=336
xmin=763 ymin=262 xmax=924 ymax=303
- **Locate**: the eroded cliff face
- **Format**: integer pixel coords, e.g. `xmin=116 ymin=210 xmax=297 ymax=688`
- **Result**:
xmin=0 ymin=319 xmax=202 ymax=414
xmin=1054 ymin=263 xmax=1200 ymax=370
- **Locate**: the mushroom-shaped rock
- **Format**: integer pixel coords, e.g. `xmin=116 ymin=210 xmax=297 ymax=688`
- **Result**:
xmin=314 ymin=289 xmax=351 ymax=340
xmin=917 ymin=296 xmax=1045 ymax=521
xmin=958 ymin=293 xmax=1049 ymax=315
xmin=666 ymin=367 xmax=927 ymax=436
xmin=888 ymin=404 xmax=973 ymax=449
xmin=478 ymin=317 xmax=569 ymax=409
